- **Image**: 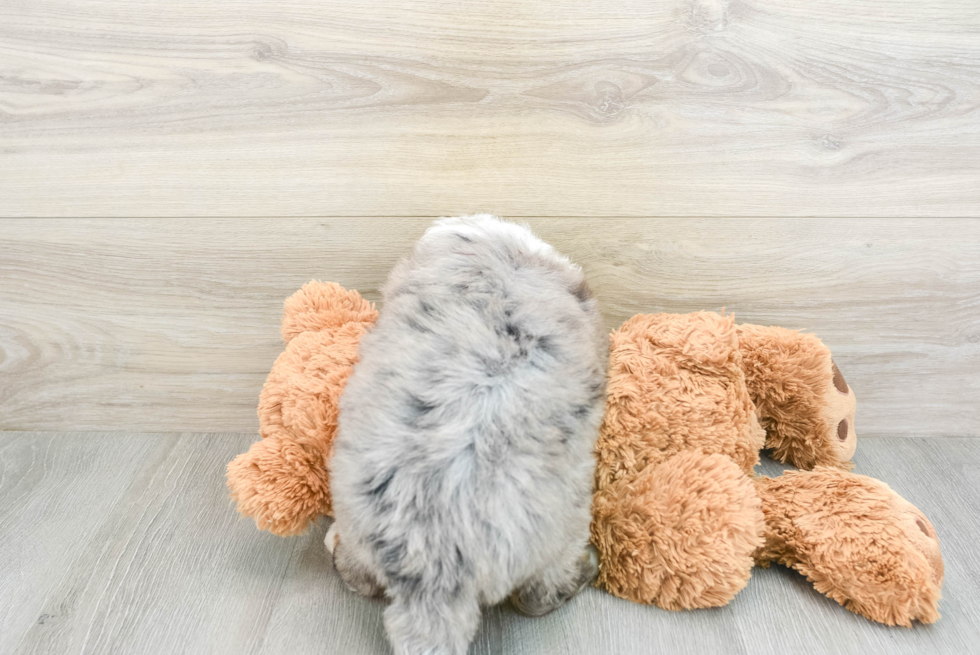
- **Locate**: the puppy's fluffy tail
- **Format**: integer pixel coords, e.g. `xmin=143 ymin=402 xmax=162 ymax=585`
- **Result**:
xmin=384 ymin=591 xmax=480 ymax=655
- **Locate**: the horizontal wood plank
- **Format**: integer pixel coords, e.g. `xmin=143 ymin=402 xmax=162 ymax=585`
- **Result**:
xmin=1 ymin=0 xmax=979 ymax=217
xmin=1 ymin=217 xmax=978 ymax=435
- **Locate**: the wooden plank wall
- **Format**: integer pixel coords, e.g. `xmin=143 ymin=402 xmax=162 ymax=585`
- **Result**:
xmin=1 ymin=219 xmax=978 ymax=435
xmin=1 ymin=0 xmax=979 ymax=435
xmin=1 ymin=0 xmax=978 ymax=217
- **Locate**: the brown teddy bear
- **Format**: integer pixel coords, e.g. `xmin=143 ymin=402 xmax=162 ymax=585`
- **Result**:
xmin=227 ymin=281 xmax=377 ymax=536
xmin=590 ymin=311 xmax=943 ymax=626
xmin=227 ymin=281 xmax=944 ymax=627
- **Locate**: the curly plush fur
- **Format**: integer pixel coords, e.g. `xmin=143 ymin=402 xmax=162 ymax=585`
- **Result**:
xmin=592 ymin=311 xmax=766 ymax=607
xmin=737 ymin=324 xmax=857 ymax=468
xmin=328 ymin=215 xmax=608 ymax=655
xmin=227 ymin=282 xmax=377 ymax=535
xmin=756 ymin=469 xmax=943 ymax=626
xmin=591 ymin=310 xmax=942 ymax=624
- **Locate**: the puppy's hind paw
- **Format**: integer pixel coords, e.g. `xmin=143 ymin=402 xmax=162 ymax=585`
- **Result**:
xmin=324 ymin=521 xmax=339 ymax=555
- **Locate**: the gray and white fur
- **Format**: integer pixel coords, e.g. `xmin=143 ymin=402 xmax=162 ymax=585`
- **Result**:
xmin=327 ymin=215 xmax=607 ymax=655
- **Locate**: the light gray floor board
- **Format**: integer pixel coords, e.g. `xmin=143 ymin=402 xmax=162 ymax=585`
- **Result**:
xmin=1 ymin=433 xmax=977 ymax=655
xmin=0 ymin=433 xmax=297 ymax=655
xmin=0 ymin=433 xmax=174 ymax=653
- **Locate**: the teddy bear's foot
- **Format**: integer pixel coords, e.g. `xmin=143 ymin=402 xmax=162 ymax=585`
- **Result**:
xmin=226 ymin=433 xmax=331 ymax=536
xmin=510 ymin=544 xmax=599 ymax=617
xmin=591 ymin=450 xmax=764 ymax=610
xmin=736 ymin=324 xmax=857 ymax=470
xmin=755 ymin=468 xmax=943 ymax=626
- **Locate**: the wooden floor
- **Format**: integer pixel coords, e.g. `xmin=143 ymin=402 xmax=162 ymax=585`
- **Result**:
xmin=0 ymin=432 xmax=977 ymax=655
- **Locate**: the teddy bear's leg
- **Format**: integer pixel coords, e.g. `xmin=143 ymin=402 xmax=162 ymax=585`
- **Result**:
xmin=591 ymin=450 xmax=765 ymax=610
xmin=226 ymin=432 xmax=331 ymax=536
xmin=510 ymin=544 xmax=599 ymax=617
xmin=736 ymin=324 xmax=857 ymax=469
xmin=755 ymin=468 xmax=943 ymax=626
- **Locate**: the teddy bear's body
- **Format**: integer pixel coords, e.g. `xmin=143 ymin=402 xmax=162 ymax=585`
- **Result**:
xmin=592 ymin=311 xmax=767 ymax=609
xmin=228 ymin=281 xmax=944 ymax=628
xmin=591 ymin=311 xmax=941 ymax=626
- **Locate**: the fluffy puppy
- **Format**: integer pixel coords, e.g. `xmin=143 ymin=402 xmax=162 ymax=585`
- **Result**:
xmin=327 ymin=215 xmax=607 ymax=655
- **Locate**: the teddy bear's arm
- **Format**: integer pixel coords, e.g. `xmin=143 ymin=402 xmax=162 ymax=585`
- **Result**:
xmin=736 ymin=324 xmax=856 ymax=470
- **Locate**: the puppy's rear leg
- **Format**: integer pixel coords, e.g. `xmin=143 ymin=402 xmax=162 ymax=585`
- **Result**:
xmin=384 ymin=591 xmax=480 ymax=655
xmin=510 ymin=544 xmax=599 ymax=617
xmin=327 ymin=523 xmax=386 ymax=599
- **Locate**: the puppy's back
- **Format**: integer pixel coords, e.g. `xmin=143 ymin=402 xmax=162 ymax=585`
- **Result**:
xmin=331 ymin=215 xmax=606 ymax=655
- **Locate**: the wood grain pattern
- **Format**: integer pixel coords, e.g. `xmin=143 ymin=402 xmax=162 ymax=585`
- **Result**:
xmin=2 ymin=217 xmax=978 ymax=435
xmin=1 ymin=433 xmax=978 ymax=654
xmin=1 ymin=0 xmax=979 ymax=217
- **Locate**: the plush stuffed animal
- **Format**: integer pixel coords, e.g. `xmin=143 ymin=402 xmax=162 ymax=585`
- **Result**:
xmin=227 ymin=281 xmax=944 ymax=627
xmin=590 ymin=311 xmax=943 ymax=626
xmin=227 ymin=281 xmax=377 ymax=536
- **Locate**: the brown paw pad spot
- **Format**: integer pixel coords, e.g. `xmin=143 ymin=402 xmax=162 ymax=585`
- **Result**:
xmin=832 ymin=360 xmax=849 ymax=394
xmin=916 ymin=518 xmax=933 ymax=538
xmin=837 ymin=418 xmax=848 ymax=442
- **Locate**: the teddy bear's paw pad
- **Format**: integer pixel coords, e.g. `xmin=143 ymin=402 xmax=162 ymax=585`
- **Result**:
xmin=591 ymin=450 xmax=764 ymax=609
xmin=811 ymin=358 xmax=858 ymax=466
xmin=736 ymin=325 xmax=856 ymax=470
